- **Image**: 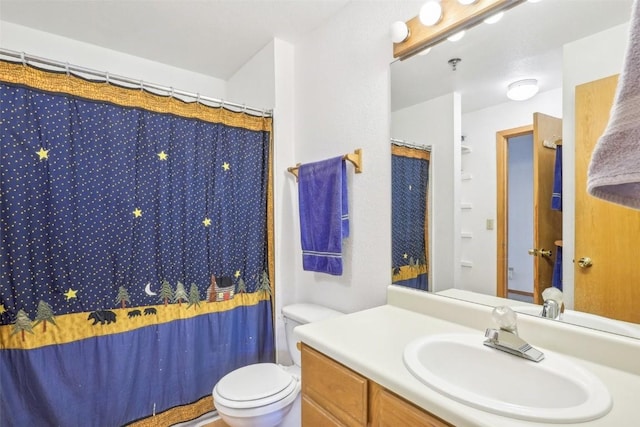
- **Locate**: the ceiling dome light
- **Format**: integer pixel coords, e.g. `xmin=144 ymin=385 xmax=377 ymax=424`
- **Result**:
xmin=447 ymin=30 xmax=466 ymax=42
xmin=457 ymin=0 xmax=478 ymax=4
xmin=484 ymin=11 xmax=504 ymax=24
xmin=419 ymin=1 xmax=443 ymax=27
xmin=390 ymin=21 xmax=410 ymax=43
xmin=507 ymin=79 xmax=539 ymax=101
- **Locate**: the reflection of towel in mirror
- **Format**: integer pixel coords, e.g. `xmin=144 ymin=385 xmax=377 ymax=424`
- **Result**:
xmin=551 ymin=145 xmax=562 ymax=211
xmin=298 ymin=157 xmax=349 ymax=275
xmin=587 ymin=0 xmax=640 ymax=209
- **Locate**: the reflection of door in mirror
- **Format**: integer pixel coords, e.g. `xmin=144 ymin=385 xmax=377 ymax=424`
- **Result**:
xmin=391 ymin=143 xmax=430 ymax=291
xmin=497 ymin=113 xmax=563 ymax=305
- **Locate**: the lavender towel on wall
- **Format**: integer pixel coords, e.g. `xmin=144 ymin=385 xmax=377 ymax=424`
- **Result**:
xmin=298 ymin=156 xmax=349 ymax=275
xmin=587 ymin=0 xmax=640 ymax=209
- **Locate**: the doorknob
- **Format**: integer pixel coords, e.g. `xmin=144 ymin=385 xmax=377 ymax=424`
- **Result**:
xmin=578 ymin=257 xmax=593 ymax=268
xmin=538 ymin=249 xmax=553 ymax=258
xmin=528 ymin=248 xmax=552 ymax=257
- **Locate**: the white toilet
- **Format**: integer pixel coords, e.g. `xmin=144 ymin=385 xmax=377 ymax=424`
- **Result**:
xmin=212 ymin=303 xmax=343 ymax=427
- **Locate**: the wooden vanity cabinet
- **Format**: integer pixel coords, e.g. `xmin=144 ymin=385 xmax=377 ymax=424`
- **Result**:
xmin=301 ymin=344 xmax=452 ymax=427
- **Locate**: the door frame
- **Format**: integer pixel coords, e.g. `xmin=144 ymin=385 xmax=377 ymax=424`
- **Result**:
xmin=496 ymin=125 xmax=533 ymax=298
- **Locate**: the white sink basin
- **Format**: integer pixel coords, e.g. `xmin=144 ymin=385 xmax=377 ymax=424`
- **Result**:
xmin=513 ymin=306 xmax=640 ymax=339
xmin=403 ymin=333 xmax=612 ymax=423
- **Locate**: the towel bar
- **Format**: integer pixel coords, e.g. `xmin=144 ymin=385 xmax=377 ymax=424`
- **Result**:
xmin=287 ymin=148 xmax=362 ymax=180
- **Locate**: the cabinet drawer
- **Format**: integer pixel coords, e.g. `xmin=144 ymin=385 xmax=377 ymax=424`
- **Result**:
xmin=302 ymin=395 xmax=345 ymax=427
xmin=370 ymin=383 xmax=452 ymax=427
xmin=301 ymin=345 xmax=368 ymax=427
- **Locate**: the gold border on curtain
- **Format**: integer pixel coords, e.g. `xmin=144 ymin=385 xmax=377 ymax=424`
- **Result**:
xmin=0 ymin=61 xmax=272 ymax=131
xmin=126 ymin=396 xmax=214 ymax=427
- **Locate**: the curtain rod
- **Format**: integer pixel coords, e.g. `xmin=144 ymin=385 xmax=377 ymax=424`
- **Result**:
xmin=391 ymin=137 xmax=432 ymax=152
xmin=0 ymin=48 xmax=273 ymax=118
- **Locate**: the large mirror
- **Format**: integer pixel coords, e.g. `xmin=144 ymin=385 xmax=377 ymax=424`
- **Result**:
xmin=391 ymin=0 xmax=640 ymax=339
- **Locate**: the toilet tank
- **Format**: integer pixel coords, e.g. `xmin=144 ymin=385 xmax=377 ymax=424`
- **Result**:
xmin=282 ymin=303 xmax=343 ymax=367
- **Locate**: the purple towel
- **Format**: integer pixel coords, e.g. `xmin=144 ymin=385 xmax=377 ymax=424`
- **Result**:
xmin=587 ymin=0 xmax=640 ymax=209
xmin=298 ymin=156 xmax=349 ymax=275
xmin=551 ymin=145 xmax=562 ymax=211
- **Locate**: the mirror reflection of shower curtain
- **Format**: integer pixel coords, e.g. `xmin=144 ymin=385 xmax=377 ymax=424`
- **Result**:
xmin=391 ymin=143 xmax=430 ymax=290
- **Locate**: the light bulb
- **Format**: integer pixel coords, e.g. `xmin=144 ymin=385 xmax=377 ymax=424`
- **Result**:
xmin=457 ymin=0 xmax=478 ymax=4
xmin=390 ymin=21 xmax=410 ymax=43
xmin=419 ymin=1 xmax=443 ymax=27
xmin=417 ymin=47 xmax=432 ymax=56
xmin=507 ymin=79 xmax=539 ymax=101
xmin=447 ymin=30 xmax=466 ymax=42
xmin=484 ymin=11 xmax=504 ymax=24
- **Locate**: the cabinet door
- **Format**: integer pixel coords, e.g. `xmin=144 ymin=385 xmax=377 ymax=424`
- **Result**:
xmin=370 ymin=383 xmax=451 ymax=427
xmin=301 ymin=345 xmax=368 ymax=427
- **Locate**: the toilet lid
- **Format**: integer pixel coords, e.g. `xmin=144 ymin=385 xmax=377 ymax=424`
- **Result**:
xmin=213 ymin=363 xmax=298 ymax=409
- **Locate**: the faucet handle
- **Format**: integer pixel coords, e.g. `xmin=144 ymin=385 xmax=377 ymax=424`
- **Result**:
xmin=492 ymin=306 xmax=518 ymax=334
xmin=485 ymin=328 xmax=499 ymax=342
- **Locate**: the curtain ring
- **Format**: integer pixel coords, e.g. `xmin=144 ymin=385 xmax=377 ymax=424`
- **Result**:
xmin=20 ymin=52 xmax=26 ymax=66
xmin=196 ymin=93 xmax=201 ymax=104
xmin=220 ymin=99 xmax=226 ymax=109
xmin=242 ymin=104 xmax=247 ymax=114
xmin=65 ymin=62 xmax=70 ymax=76
xmin=105 ymin=72 xmax=110 ymax=85
xmin=170 ymin=87 xmax=174 ymax=98
xmin=139 ymin=80 xmax=144 ymax=91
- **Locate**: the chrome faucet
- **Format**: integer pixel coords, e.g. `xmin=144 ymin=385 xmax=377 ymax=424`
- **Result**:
xmin=483 ymin=306 xmax=545 ymax=363
xmin=541 ymin=299 xmax=561 ymax=320
xmin=540 ymin=287 xmax=564 ymax=320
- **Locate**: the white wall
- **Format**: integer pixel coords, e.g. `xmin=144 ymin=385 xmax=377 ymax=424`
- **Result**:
xmin=459 ymin=89 xmax=562 ymax=296
xmin=289 ymin=1 xmax=418 ymax=313
xmin=391 ymin=94 xmax=462 ymax=291
xmin=272 ymin=39 xmax=297 ymax=363
xmin=562 ymin=23 xmax=629 ymax=309
xmin=0 ymin=22 xmax=227 ymax=99
xmin=227 ymin=41 xmax=275 ymax=110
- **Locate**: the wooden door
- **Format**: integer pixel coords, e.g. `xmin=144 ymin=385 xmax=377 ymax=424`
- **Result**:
xmin=532 ymin=113 xmax=563 ymax=304
xmin=575 ymin=75 xmax=640 ymax=323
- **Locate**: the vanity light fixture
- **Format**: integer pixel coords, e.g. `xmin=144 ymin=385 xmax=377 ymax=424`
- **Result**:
xmin=390 ymin=21 xmax=410 ymax=43
xmin=419 ymin=1 xmax=444 ymax=27
xmin=417 ymin=47 xmax=433 ymax=56
xmin=506 ymin=79 xmax=539 ymax=101
xmin=393 ymin=0 xmax=526 ymax=60
xmin=484 ymin=11 xmax=504 ymax=24
xmin=447 ymin=30 xmax=466 ymax=42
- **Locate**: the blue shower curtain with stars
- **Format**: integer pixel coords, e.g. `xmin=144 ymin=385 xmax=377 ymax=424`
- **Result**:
xmin=391 ymin=145 xmax=430 ymax=291
xmin=0 ymin=63 xmax=274 ymax=427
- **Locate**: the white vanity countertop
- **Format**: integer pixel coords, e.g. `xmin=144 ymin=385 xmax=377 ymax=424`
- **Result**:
xmin=295 ymin=287 xmax=640 ymax=427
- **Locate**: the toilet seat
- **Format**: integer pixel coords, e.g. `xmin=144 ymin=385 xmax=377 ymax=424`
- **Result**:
xmin=213 ymin=363 xmax=299 ymax=410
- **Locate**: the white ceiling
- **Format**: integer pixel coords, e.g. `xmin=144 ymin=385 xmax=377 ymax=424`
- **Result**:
xmin=0 ymin=0 xmax=350 ymax=80
xmin=391 ymin=0 xmax=634 ymax=113
xmin=0 ymin=0 xmax=634 ymax=113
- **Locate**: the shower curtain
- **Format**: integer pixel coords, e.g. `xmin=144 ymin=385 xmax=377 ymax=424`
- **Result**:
xmin=0 ymin=61 xmax=275 ymax=426
xmin=391 ymin=144 xmax=430 ymax=291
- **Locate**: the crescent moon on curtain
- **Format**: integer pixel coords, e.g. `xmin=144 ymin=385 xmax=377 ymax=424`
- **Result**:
xmin=144 ymin=282 xmax=157 ymax=296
